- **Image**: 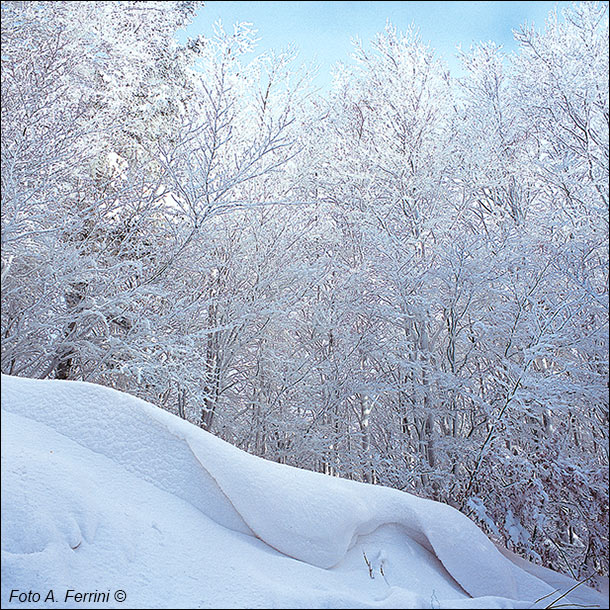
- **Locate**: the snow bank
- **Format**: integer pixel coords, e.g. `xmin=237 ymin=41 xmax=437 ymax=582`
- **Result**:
xmin=1 ymin=374 xmax=250 ymax=535
xmin=2 ymin=375 xmax=607 ymax=609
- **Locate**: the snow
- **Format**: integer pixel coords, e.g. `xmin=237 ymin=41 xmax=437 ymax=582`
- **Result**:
xmin=1 ymin=375 xmax=607 ymax=609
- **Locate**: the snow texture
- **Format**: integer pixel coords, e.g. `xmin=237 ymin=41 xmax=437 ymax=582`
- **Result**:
xmin=2 ymin=375 xmax=607 ymax=609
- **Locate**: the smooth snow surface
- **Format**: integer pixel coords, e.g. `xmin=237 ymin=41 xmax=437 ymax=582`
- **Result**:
xmin=1 ymin=375 xmax=607 ymax=609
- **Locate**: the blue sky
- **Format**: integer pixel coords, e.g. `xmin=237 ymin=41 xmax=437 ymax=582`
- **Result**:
xmin=183 ymin=1 xmax=575 ymax=90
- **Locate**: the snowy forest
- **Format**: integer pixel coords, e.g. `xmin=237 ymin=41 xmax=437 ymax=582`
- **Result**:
xmin=1 ymin=0 xmax=608 ymax=585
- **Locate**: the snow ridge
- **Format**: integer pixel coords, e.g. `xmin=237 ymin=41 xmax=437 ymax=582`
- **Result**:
xmin=1 ymin=375 xmax=250 ymax=535
xmin=2 ymin=375 xmax=607 ymax=609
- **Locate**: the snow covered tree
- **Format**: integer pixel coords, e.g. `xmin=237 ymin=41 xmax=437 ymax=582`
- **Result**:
xmin=2 ymin=0 xmax=607 ymax=584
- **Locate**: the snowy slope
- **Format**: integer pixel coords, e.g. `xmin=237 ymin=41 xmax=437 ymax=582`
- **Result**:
xmin=1 ymin=375 xmax=607 ymax=609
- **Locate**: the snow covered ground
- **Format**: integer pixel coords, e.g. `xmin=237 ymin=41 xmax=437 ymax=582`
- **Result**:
xmin=1 ymin=374 xmax=607 ymax=609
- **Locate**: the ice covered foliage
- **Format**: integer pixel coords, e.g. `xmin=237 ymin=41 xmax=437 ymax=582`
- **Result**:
xmin=1 ymin=0 xmax=608 ymax=590
xmin=2 ymin=375 xmax=608 ymax=609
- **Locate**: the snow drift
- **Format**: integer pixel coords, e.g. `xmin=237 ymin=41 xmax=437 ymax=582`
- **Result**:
xmin=1 ymin=375 xmax=607 ymax=609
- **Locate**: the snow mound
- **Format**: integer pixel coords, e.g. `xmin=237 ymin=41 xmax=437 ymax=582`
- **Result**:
xmin=2 ymin=375 xmax=607 ymax=609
